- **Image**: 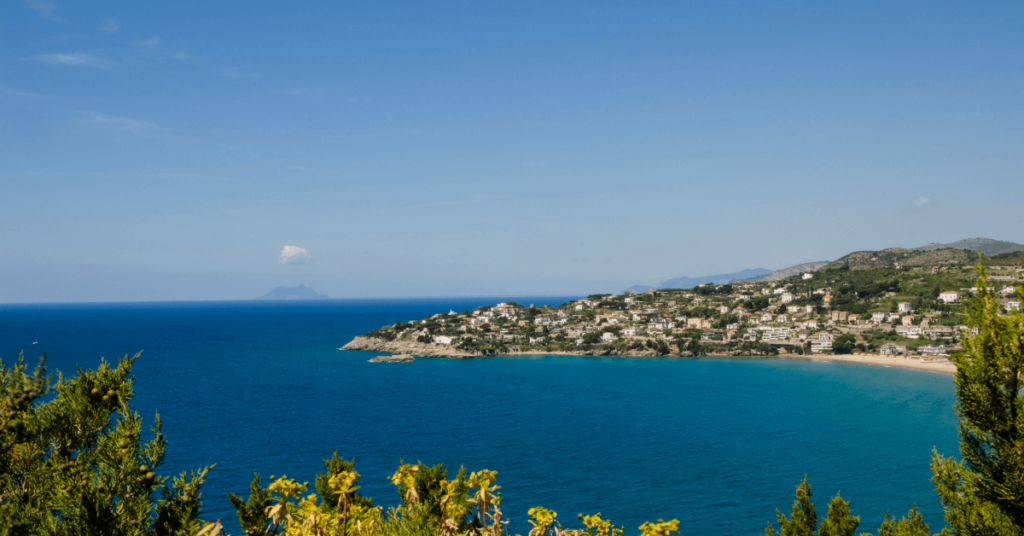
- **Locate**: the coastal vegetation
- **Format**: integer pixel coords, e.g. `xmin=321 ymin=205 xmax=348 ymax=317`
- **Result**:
xmin=2 ymin=262 xmax=1023 ymax=535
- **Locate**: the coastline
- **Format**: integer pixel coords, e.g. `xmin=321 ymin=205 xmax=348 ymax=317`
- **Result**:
xmin=342 ymin=337 xmax=956 ymax=375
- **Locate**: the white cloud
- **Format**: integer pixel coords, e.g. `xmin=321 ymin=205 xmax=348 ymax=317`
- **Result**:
xmin=279 ymin=245 xmax=311 ymax=264
xmin=169 ymin=49 xmax=193 ymax=61
xmin=217 ymin=67 xmax=260 ymax=80
xmin=914 ymin=197 xmax=932 ymax=207
xmin=24 ymin=0 xmax=64 ymax=22
xmin=87 ymin=112 xmax=158 ymax=134
xmin=32 ymin=52 xmax=114 ymax=68
xmin=96 ymin=18 xmax=120 ymax=33
xmin=135 ymin=37 xmax=160 ymax=47
xmin=3 ymin=86 xmax=44 ymax=99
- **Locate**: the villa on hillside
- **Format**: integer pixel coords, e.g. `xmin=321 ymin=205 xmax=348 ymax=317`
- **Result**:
xmin=939 ymin=291 xmax=959 ymax=304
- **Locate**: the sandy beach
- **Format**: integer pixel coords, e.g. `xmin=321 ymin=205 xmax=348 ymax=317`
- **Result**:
xmin=789 ymin=352 xmax=956 ymax=375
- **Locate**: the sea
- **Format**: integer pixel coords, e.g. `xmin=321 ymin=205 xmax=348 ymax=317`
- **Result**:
xmin=0 ymin=298 xmax=959 ymax=535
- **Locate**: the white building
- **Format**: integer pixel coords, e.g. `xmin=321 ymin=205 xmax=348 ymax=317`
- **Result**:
xmin=919 ymin=345 xmax=948 ymax=356
xmin=939 ymin=291 xmax=959 ymax=304
xmin=781 ymin=293 xmax=794 ymax=303
xmin=1008 ymin=301 xmax=1021 ymax=311
xmin=880 ymin=343 xmax=906 ymax=355
xmin=803 ymin=273 xmax=814 ymax=280
xmin=601 ymin=332 xmax=618 ymax=342
xmin=760 ymin=327 xmax=791 ymax=341
xmin=898 ymin=302 xmax=912 ymax=313
xmin=810 ymin=340 xmax=833 ymax=353
xmin=896 ymin=325 xmax=923 ymax=339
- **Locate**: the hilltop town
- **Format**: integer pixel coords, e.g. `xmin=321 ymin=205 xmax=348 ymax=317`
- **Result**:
xmin=343 ymin=248 xmax=1023 ymax=362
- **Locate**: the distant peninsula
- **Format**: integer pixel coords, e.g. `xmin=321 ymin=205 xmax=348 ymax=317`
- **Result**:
xmin=344 ymin=242 xmax=1024 ymax=373
xmin=257 ymin=285 xmax=330 ymax=300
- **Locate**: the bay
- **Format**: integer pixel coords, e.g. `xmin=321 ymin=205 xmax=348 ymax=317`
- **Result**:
xmin=0 ymin=299 xmax=958 ymax=535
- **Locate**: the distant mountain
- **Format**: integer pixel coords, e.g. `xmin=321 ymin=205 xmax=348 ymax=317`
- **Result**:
xmin=913 ymin=238 xmax=1023 ymax=256
xmin=620 ymin=238 xmax=1022 ymax=294
xmin=749 ymin=261 xmax=831 ymax=282
xmin=257 ymin=285 xmax=330 ymax=300
xmin=626 ymin=268 xmax=772 ymax=293
xmin=658 ymin=268 xmax=772 ymax=289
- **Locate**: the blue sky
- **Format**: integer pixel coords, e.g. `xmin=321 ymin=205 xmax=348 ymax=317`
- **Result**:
xmin=1 ymin=1 xmax=1022 ymax=302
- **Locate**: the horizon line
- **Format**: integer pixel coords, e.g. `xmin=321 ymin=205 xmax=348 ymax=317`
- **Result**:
xmin=0 ymin=294 xmax=591 ymax=306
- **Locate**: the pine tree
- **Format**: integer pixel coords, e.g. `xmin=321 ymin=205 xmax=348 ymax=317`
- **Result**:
xmin=930 ymin=262 xmax=1024 ymax=536
xmin=763 ymin=477 xmax=859 ymax=536
xmin=0 ymin=352 xmax=211 ymax=535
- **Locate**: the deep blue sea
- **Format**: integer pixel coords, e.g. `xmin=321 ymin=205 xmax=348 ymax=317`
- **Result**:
xmin=0 ymin=299 xmax=958 ymax=535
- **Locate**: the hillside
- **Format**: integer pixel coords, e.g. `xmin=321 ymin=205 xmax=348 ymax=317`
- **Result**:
xmin=756 ymin=261 xmax=831 ymax=282
xmin=347 ymin=251 xmax=1022 ymax=360
xmin=913 ymin=237 xmax=1023 ymax=256
xmin=825 ymin=248 xmax=974 ymax=270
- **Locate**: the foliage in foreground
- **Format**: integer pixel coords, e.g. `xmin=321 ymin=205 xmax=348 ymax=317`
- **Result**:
xmin=3 ymin=260 xmax=1024 ymax=535
xmin=218 ymin=456 xmax=683 ymax=536
xmin=0 ymin=352 xmax=211 ymax=535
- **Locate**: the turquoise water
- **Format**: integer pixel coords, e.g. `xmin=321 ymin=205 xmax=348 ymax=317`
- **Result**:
xmin=0 ymin=300 xmax=958 ymax=535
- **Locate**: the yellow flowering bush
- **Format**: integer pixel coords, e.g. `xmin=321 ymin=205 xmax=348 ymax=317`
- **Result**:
xmin=222 ymin=459 xmax=676 ymax=536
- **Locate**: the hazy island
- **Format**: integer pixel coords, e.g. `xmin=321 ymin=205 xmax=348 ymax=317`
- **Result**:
xmin=257 ymin=284 xmax=331 ymax=300
xmin=344 ymin=244 xmax=1023 ymax=373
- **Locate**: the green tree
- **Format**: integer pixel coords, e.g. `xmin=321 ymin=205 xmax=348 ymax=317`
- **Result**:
xmin=929 ymin=264 xmax=1024 ymax=536
xmin=0 ymin=352 xmax=211 ymax=535
xmin=763 ymin=477 xmax=859 ymax=536
xmin=767 ymin=261 xmax=1024 ymax=535
xmin=833 ymin=334 xmax=857 ymax=355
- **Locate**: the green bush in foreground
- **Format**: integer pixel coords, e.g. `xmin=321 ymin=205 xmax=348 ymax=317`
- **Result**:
xmin=0 ymin=352 xmax=210 ymax=535
xmin=1 ymin=261 xmax=1022 ymax=535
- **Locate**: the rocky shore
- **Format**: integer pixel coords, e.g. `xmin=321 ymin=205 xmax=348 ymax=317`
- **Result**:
xmin=369 ymin=354 xmax=417 ymax=363
xmin=343 ymin=336 xmax=740 ymax=359
xmin=342 ymin=337 xmax=956 ymax=375
xmin=342 ymin=337 xmax=479 ymax=358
